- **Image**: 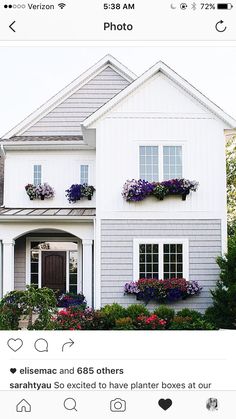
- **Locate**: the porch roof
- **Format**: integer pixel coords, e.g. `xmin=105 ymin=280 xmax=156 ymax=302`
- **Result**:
xmin=0 ymin=207 xmax=96 ymax=219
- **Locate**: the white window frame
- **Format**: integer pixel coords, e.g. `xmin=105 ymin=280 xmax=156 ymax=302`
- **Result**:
xmin=80 ymin=164 xmax=89 ymax=184
xmin=162 ymin=145 xmax=183 ymax=181
xmin=137 ymin=141 xmax=185 ymax=182
xmin=133 ymin=238 xmax=189 ymax=280
xmin=26 ymin=237 xmax=82 ymax=293
xmin=33 ymin=164 xmax=42 ymax=186
xmin=139 ymin=146 xmax=159 ymax=182
xmin=74 ymin=160 xmax=94 ymax=185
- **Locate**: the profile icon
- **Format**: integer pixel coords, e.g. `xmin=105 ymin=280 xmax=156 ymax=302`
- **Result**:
xmin=206 ymin=398 xmax=218 ymax=411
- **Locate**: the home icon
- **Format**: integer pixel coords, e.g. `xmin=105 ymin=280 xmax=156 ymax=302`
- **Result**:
xmin=16 ymin=399 xmax=31 ymax=413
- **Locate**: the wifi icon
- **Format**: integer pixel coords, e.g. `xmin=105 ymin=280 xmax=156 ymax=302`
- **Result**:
xmin=58 ymin=3 xmax=66 ymax=9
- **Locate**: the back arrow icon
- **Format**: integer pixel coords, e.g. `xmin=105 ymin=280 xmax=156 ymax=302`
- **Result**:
xmin=62 ymin=338 xmax=74 ymax=352
xmin=9 ymin=21 xmax=16 ymax=32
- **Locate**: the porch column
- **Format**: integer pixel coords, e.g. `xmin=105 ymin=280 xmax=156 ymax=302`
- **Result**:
xmin=2 ymin=239 xmax=15 ymax=296
xmin=82 ymin=239 xmax=93 ymax=308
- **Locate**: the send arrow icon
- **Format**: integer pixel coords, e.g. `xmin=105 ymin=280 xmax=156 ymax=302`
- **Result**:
xmin=9 ymin=21 xmax=16 ymax=32
xmin=62 ymin=338 xmax=75 ymax=352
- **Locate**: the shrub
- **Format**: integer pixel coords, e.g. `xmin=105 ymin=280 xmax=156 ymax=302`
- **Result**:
xmin=0 ymin=285 xmax=57 ymax=330
xmin=153 ymin=306 xmax=175 ymax=324
xmin=126 ymin=304 xmax=150 ymax=319
xmin=176 ymin=308 xmax=202 ymax=321
xmin=100 ymin=304 xmax=127 ymax=328
xmin=134 ymin=314 xmax=166 ymax=330
xmin=52 ymin=307 xmax=83 ymax=330
xmin=0 ymin=304 xmax=21 ymax=330
xmin=115 ymin=317 xmax=134 ymax=330
xmin=169 ymin=315 xmax=215 ymax=330
xmin=205 ymin=235 xmax=236 ymax=329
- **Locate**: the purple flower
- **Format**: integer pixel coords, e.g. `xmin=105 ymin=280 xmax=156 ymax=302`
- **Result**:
xmin=124 ymin=281 xmax=139 ymax=294
xmin=186 ymin=281 xmax=202 ymax=295
xmin=122 ymin=179 xmax=154 ymax=202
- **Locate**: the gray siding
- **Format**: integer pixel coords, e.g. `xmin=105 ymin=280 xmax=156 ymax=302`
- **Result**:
xmin=23 ymin=67 xmax=130 ymax=136
xmin=14 ymin=237 xmax=26 ymax=290
xmin=0 ymin=154 xmax=4 ymax=205
xmin=100 ymin=219 xmax=222 ymax=312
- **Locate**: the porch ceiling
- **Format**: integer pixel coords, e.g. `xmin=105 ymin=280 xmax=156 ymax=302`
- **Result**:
xmin=0 ymin=207 xmax=96 ymax=219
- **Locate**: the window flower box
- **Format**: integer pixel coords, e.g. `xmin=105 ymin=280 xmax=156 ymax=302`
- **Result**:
xmin=124 ymin=278 xmax=202 ymax=304
xmin=122 ymin=178 xmax=198 ymax=202
xmin=66 ymin=183 xmax=95 ymax=203
xmin=25 ymin=183 xmax=55 ymax=201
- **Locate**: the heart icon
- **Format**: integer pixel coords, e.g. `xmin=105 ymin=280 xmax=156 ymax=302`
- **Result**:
xmin=7 ymin=338 xmax=23 ymax=352
xmin=158 ymin=399 xmax=173 ymax=411
xmin=10 ymin=368 xmax=17 ymax=374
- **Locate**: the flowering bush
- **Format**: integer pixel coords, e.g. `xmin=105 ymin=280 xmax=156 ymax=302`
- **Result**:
xmin=65 ymin=183 xmax=95 ymax=203
xmin=124 ymin=278 xmax=202 ymax=304
xmin=35 ymin=183 xmax=55 ymax=200
xmin=49 ymin=303 xmax=214 ymax=331
xmin=122 ymin=179 xmax=154 ymax=202
xmin=57 ymin=293 xmax=86 ymax=309
xmin=122 ymin=178 xmax=198 ymax=202
xmin=135 ymin=314 xmax=166 ymax=330
xmin=25 ymin=183 xmax=54 ymax=200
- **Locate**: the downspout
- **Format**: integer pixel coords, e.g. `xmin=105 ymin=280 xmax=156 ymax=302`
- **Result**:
xmin=0 ymin=145 xmax=5 ymax=297
xmin=1 ymin=144 xmax=6 ymax=158
xmin=0 ymin=241 xmax=2 ymax=298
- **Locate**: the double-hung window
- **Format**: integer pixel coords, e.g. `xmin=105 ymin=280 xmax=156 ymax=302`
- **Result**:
xmin=135 ymin=239 xmax=188 ymax=280
xmin=163 ymin=146 xmax=182 ymax=180
xmin=139 ymin=146 xmax=159 ymax=182
xmin=139 ymin=145 xmax=182 ymax=181
xmin=80 ymin=164 xmax=89 ymax=184
xmin=33 ymin=165 xmax=42 ymax=186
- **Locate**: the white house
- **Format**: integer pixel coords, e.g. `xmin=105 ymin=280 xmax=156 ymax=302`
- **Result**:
xmin=0 ymin=55 xmax=235 ymax=311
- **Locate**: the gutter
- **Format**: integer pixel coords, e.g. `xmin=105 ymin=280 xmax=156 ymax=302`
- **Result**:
xmin=0 ymin=144 xmax=6 ymax=158
xmin=0 ymin=241 xmax=2 ymax=298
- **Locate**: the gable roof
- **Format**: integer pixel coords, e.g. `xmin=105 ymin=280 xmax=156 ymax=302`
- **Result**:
xmin=2 ymin=55 xmax=136 ymax=140
xmin=82 ymin=61 xmax=236 ymax=129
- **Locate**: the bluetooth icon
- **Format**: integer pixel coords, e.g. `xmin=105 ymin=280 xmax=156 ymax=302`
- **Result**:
xmin=191 ymin=2 xmax=197 ymax=9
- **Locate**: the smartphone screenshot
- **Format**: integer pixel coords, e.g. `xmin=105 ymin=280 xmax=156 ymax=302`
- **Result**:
xmin=0 ymin=1 xmax=235 ymax=417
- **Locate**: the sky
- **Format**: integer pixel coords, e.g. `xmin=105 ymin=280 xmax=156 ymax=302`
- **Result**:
xmin=0 ymin=46 xmax=236 ymax=136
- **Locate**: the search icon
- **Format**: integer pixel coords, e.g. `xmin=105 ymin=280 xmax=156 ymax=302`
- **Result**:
xmin=64 ymin=398 xmax=77 ymax=411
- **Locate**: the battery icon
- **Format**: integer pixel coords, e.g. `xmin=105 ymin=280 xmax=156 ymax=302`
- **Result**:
xmin=217 ymin=3 xmax=233 ymax=9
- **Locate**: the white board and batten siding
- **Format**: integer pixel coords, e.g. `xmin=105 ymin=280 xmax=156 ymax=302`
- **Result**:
xmin=93 ymin=72 xmax=229 ymax=311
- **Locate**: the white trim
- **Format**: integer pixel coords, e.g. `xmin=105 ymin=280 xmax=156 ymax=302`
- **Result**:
xmin=2 ymin=55 xmax=136 ymax=139
xmin=83 ymin=61 xmax=236 ymax=129
xmin=138 ymin=142 xmax=185 ymax=182
xmin=133 ymin=238 xmax=189 ymax=280
xmin=66 ymin=250 xmax=70 ymax=292
xmin=26 ymin=236 xmax=81 ymax=291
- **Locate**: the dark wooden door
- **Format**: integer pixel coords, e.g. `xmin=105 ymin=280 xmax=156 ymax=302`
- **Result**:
xmin=42 ymin=251 xmax=66 ymax=293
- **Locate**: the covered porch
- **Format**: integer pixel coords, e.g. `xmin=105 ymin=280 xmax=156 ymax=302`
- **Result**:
xmin=0 ymin=208 xmax=95 ymax=307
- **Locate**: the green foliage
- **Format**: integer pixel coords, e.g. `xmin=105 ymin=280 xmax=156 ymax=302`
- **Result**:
xmin=0 ymin=285 xmax=57 ymax=330
xmin=126 ymin=304 xmax=150 ymax=320
xmin=100 ymin=304 xmax=127 ymax=329
xmin=176 ymin=308 xmax=202 ymax=321
xmin=0 ymin=304 xmax=21 ymax=330
xmin=205 ymin=235 xmax=236 ymax=329
xmin=169 ymin=316 xmax=214 ymax=330
xmin=115 ymin=317 xmax=134 ymax=330
xmin=226 ymin=136 xmax=236 ymax=231
xmin=153 ymin=306 xmax=175 ymax=323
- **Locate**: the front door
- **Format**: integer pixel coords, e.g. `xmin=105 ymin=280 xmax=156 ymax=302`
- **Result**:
xmin=42 ymin=251 xmax=66 ymax=293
